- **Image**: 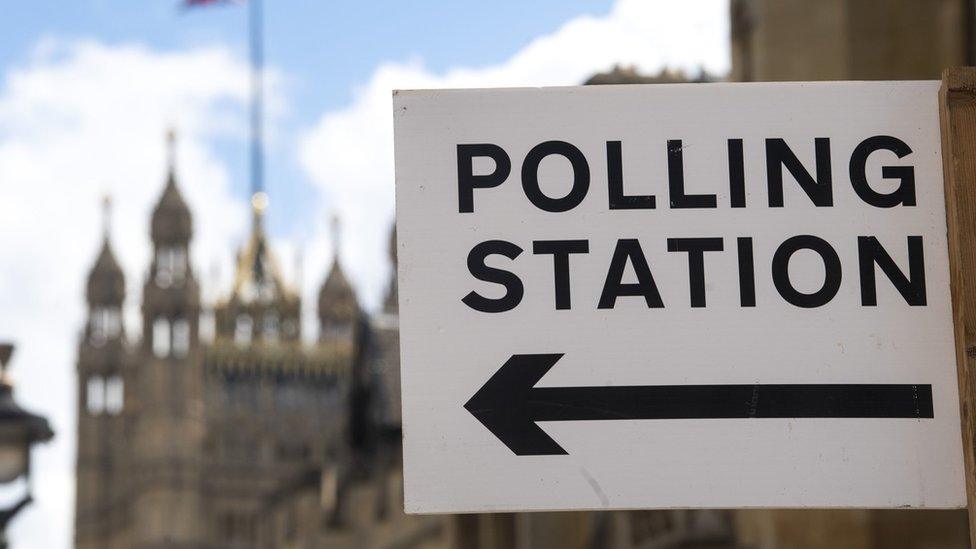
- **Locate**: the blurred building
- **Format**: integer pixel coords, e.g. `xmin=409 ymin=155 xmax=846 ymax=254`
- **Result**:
xmin=73 ymin=1 xmax=976 ymax=548
xmin=583 ymin=65 xmax=716 ymax=85
xmin=730 ymin=0 xmax=972 ymax=81
xmin=73 ymin=133 xmax=436 ymax=548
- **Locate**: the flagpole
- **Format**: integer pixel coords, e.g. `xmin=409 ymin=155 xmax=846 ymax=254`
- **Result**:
xmin=249 ymin=0 xmax=264 ymax=205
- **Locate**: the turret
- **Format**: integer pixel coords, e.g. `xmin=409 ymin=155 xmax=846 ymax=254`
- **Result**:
xmin=215 ymin=191 xmax=301 ymax=346
xmin=75 ymin=196 xmax=126 ymax=549
xmin=129 ymin=130 xmax=207 ymax=547
xmin=142 ymin=130 xmax=200 ymax=359
xmin=85 ymin=197 xmax=125 ymax=350
xmin=318 ymin=217 xmax=360 ymax=345
xmin=79 ymin=196 xmax=126 ymax=416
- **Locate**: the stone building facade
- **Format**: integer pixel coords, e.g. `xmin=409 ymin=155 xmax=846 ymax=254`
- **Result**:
xmin=730 ymin=0 xmax=971 ymax=82
xmin=74 ymin=134 xmax=439 ymax=548
xmin=76 ymin=2 xmax=975 ymax=548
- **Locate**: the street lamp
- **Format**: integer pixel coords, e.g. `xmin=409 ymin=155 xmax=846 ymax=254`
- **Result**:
xmin=0 ymin=343 xmax=53 ymax=549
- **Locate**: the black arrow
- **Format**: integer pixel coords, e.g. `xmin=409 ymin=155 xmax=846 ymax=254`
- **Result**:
xmin=463 ymin=354 xmax=934 ymax=456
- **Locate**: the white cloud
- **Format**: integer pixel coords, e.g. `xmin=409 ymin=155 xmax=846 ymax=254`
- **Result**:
xmin=298 ymin=0 xmax=730 ymax=311
xmin=0 ymin=39 xmax=258 ymax=548
xmin=0 ymin=1 xmax=729 ymax=545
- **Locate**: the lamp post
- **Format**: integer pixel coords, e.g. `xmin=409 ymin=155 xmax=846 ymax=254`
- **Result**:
xmin=0 ymin=343 xmax=53 ymax=549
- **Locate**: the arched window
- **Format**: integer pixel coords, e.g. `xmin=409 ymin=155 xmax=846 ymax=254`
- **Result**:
xmin=153 ymin=317 xmax=171 ymax=358
xmin=104 ymin=375 xmax=124 ymax=415
xmin=234 ymin=315 xmax=252 ymax=347
xmin=262 ymin=312 xmax=279 ymax=343
xmin=155 ymin=246 xmax=187 ymax=288
xmin=325 ymin=322 xmax=352 ymax=341
xmin=89 ymin=306 xmax=121 ymax=346
xmin=282 ymin=319 xmax=298 ymax=339
xmin=172 ymin=318 xmax=190 ymax=358
xmin=86 ymin=376 xmax=104 ymax=415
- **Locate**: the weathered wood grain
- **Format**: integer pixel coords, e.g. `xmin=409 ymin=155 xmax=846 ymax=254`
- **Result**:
xmin=940 ymin=66 xmax=976 ymax=547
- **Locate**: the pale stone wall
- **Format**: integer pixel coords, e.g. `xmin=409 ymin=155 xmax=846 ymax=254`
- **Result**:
xmin=732 ymin=0 xmax=969 ymax=81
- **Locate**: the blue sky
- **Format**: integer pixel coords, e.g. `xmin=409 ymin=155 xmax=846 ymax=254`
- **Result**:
xmin=3 ymin=0 xmax=617 ymax=237
xmin=0 ymin=1 xmax=728 ymax=547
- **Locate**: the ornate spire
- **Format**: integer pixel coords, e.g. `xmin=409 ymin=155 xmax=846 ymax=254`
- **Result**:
xmin=87 ymin=195 xmax=124 ymax=306
xmin=318 ymin=215 xmax=359 ymax=326
xmin=101 ymin=195 xmax=112 ymax=240
xmin=229 ymin=191 xmax=293 ymax=304
xmin=151 ymin=129 xmax=192 ymax=245
xmin=330 ymin=214 xmax=341 ymax=261
xmin=166 ymin=128 xmax=176 ymax=177
xmin=251 ymin=190 xmax=269 ymax=228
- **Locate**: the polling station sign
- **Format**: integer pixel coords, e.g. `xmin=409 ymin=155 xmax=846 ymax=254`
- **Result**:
xmin=392 ymin=81 xmax=965 ymax=512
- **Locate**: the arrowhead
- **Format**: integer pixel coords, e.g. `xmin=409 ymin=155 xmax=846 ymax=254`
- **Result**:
xmin=464 ymin=353 xmax=568 ymax=456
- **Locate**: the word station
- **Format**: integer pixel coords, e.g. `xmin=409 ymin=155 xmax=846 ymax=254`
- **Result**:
xmin=458 ymin=137 xmax=925 ymax=312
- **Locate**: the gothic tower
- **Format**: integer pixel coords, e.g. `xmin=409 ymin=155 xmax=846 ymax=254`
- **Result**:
xmin=130 ymin=131 xmax=207 ymax=546
xmin=370 ymin=224 xmax=401 ymax=430
xmin=75 ymin=198 xmax=127 ymax=549
xmin=202 ymin=191 xmax=353 ymax=545
xmin=214 ymin=191 xmax=301 ymax=345
xmin=317 ymin=219 xmax=360 ymax=349
xmin=317 ymin=219 xmax=364 ymax=457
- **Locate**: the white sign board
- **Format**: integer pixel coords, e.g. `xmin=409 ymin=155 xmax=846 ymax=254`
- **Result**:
xmin=392 ymin=81 xmax=965 ymax=513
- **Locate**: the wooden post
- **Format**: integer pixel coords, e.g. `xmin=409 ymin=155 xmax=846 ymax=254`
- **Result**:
xmin=941 ymin=66 xmax=976 ymax=548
